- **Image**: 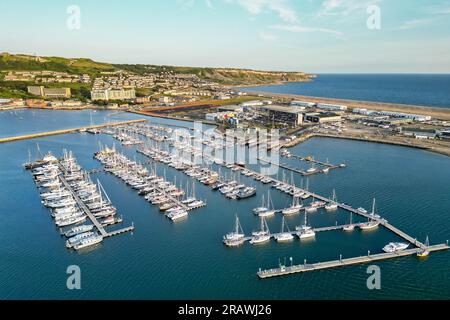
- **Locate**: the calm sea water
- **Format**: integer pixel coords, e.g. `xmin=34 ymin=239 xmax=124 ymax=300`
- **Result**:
xmin=241 ymin=74 xmax=450 ymax=108
xmin=0 ymin=110 xmax=449 ymax=299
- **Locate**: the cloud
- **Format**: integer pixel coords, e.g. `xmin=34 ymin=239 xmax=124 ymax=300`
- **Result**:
xmin=226 ymin=0 xmax=299 ymax=23
xmin=270 ymin=24 xmax=343 ymax=36
xmin=320 ymin=0 xmax=381 ymax=16
xmin=397 ymin=18 xmax=433 ymax=30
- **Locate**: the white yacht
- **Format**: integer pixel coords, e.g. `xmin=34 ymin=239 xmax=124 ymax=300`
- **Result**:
xmin=383 ymin=242 xmax=409 ymax=253
xmin=343 ymin=213 xmax=355 ymax=231
xmin=282 ymin=196 xmax=302 ymax=216
xmin=73 ymin=235 xmax=103 ymax=250
xmin=223 ymin=215 xmax=245 ymax=247
xmin=250 ymin=217 xmax=271 ymax=245
xmin=274 ymin=217 xmax=294 ymax=242
xmin=168 ymin=210 xmax=188 ymax=221
xmin=325 ymin=189 xmax=338 ymax=211
xmin=66 ymin=232 xmax=95 ymax=248
xmin=296 ymin=213 xmax=315 ymax=239
xmin=64 ymin=225 xmax=94 ymax=238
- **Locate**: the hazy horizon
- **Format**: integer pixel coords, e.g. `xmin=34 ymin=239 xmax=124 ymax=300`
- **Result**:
xmin=1 ymin=0 xmax=450 ymax=73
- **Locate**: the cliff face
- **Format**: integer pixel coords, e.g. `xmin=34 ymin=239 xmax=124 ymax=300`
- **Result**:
xmin=195 ymin=68 xmax=313 ymax=85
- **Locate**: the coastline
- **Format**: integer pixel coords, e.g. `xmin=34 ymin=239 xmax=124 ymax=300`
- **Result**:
xmin=237 ymin=88 xmax=450 ymax=120
xmin=283 ymin=132 xmax=450 ymax=157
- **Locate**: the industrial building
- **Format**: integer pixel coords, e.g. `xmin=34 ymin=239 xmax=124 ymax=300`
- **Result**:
xmin=290 ymin=101 xmax=316 ymax=108
xmin=261 ymin=105 xmax=304 ymax=126
xmin=304 ymin=112 xmax=342 ymax=123
xmin=27 ymin=86 xmax=71 ymax=98
xmin=91 ymin=88 xmax=136 ymax=101
xmin=317 ymin=103 xmax=348 ymax=111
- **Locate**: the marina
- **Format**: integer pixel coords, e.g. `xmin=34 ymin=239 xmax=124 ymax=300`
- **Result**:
xmin=1 ymin=110 xmax=449 ymax=299
xmin=26 ymin=149 xmax=134 ymax=250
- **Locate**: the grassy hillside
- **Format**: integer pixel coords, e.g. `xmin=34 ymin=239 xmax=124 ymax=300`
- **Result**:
xmin=0 ymin=53 xmax=312 ymax=99
xmin=0 ymin=53 xmax=116 ymax=76
xmin=116 ymin=64 xmax=312 ymax=85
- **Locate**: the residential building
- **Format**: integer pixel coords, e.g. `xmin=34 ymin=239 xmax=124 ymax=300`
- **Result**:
xmin=91 ymin=88 xmax=136 ymax=101
xmin=27 ymin=86 xmax=71 ymax=98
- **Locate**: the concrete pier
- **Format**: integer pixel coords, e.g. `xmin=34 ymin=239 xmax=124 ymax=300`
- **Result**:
xmin=0 ymin=119 xmax=147 ymax=144
xmin=257 ymin=244 xmax=449 ymax=279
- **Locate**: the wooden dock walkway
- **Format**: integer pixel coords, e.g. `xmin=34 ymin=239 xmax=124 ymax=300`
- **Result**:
xmin=258 ymin=158 xmax=334 ymax=176
xmin=0 ymin=119 xmax=147 ymax=144
xmin=58 ymin=173 xmax=108 ymax=237
xmin=257 ymin=243 xmax=449 ymax=279
xmin=290 ymin=153 xmax=345 ymax=169
xmin=59 ymin=165 xmax=134 ymax=238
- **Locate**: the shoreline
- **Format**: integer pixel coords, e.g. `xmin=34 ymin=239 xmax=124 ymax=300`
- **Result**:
xmin=0 ymin=119 xmax=146 ymax=144
xmin=237 ymin=88 xmax=450 ymax=120
xmin=283 ymin=132 xmax=450 ymax=157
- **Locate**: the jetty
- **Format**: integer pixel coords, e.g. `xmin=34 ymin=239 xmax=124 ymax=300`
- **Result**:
xmin=0 ymin=119 xmax=147 ymax=144
xmin=257 ymin=243 xmax=449 ymax=279
xmin=58 ymin=164 xmax=134 ymax=238
xmin=242 ymin=223 xmax=360 ymax=243
xmin=258 ymin=157 xmax=344 ymax=176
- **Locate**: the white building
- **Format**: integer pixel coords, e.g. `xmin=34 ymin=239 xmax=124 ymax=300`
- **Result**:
xmin=240 ymin=100 xmax=264 ymax=107
xmin=317 ymin=103 xmax=348 ymax=111
xmin=91 ymin=88 xmax=136 ymax=101
xmin=159 ymin=96 xmax=172 ymax=104
xmin=374 ymin=111 xmax=431 ymax=122
xmin=291 ymin=101 xmax=316 ymax=108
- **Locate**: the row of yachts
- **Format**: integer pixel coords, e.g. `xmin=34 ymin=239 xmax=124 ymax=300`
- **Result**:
xmin=94 ymin=147 xmax=205 ymax=221
xmin=28 ymin=151 xmax=113 ymax=250
xmin=223 ymin=215 xmax=320 ymax=247
xmin=113 ymin=123 xmax=382 ymax=230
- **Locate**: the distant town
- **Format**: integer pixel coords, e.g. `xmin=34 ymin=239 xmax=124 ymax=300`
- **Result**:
xmin=1 ymin=53 xmax=449 ymax=156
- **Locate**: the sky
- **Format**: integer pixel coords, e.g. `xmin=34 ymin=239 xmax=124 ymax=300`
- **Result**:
xmin=1 ymin=0 xmax=450 ymax=73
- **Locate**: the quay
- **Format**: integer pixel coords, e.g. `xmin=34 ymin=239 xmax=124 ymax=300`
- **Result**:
xmin=257 ymin=157 xmax=340 ymax=176
xmin=58 ymin=172 xmax=108 ymax=237
xmin=257 ymin=243 xmax=449 ymax=279
xmin=242 ymin=223 xmax=360 ymax=242
xmin=0 ymin=119 xmax=147 ymax=144
xmin=290 ymin=153 xmax=345 ymax=170
xmin=58 ymin=165 xmax=134 ymax=238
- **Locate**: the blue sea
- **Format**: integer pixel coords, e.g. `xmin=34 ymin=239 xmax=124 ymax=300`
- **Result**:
xmin=0 ymin=109 xmax=449 ymax=299
xmin=241 ymin=74 xmax=450 ymax=109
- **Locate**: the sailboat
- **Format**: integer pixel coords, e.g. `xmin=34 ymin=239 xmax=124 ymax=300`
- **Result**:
xmin=359 ymin=199 xmax=380 ymax=231
xmin=307 ymin=158 xmax=318 ymax=174
xmin=250 ymin=217 xmax=271 ymax=245
xmin=296 ymin=212 xmax=315 ymax=239
xmin=343 ymin=213 xmax=355 ymax=231
xmin=325 ymin=189 xmax=338 ymax=211
xmin=223 ymin=215 xmax=245 ymax=247
xmin=282 ymin=196 xmax=302 ymax=216
xmin=274 ymin=217 xmax=294 ymax=242
xmin=253 ymin=194 xmax=267 ymax=215
xmin=417 ymin=236 xmax=430 ymax=257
